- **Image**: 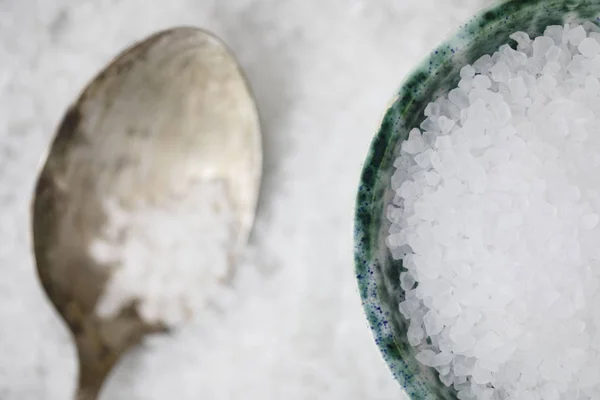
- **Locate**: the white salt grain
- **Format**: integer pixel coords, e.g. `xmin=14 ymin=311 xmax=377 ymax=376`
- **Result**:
xmin=569 ymin=25 xmax=587 ymax=46
xmin=408 ymin=321 xmax=425 ymax=347
xmin=91 ymin=181 xmax=237 ymax=327
xmin=533 ymin=36 xmax=554 ymax=59
xmin=508 ymin=76 xmax=527 ymax=99
xmin=415 ymin=350 xmax=437 ymax=367
xmin=402 ymin=128 xmax=426 ymax=154
xmin=433 ymin=352 xmax=454 ymax=367
xmin=414 ymin=149 xmax=434 ymax=169
xmin=509 ymin=31 xmax=531 ymax=50
xmin=437 ymin=115 xmax=456 ymax=134
xmin=472 ymin=54 xmax=493 ymax=75
xmin=387 ymin=23 xmax=600 ymax=400
xmin=472 ymin=75 xmax=492 ymax=90
xmin=490 ymin=61 xmax=511 ymax=82
xmin=449 ymin=88 xmax=470 ymax=109
xmin=424 ymin=310 xmax=444 ymax=336
xmin=581 ymin=213 xmax=599 ymax=230
xmin=585 ymin=75 xmax=600 ymax=96
xmin=580 ymin=37 xmax=600 ymax=58
xmin=461 ymin=65 xmax=476 ymax=79
xmin=400 ymin=271 xmax=416 ymax=290
xmin=545 ymin=45 xmax=562 ymax=62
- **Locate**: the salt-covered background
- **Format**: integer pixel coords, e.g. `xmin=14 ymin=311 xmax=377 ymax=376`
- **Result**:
xmin=1 ymin=0 xmax=491 ymax=398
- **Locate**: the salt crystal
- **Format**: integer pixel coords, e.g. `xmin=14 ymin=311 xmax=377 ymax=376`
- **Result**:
xmin=568 ymin=55 xmax=589 ymax=76
xmin=423 ymin=309 xmax=444 ymax=336
xmin=398 ymin=180 xmax=416 ymax=199
xmin=432 ymin=351 xmax=454 ymax=367
xmin=590 ymin=54 xmax=600 ymax=77
xmin=580 ymin=37 xmax=600 ymax=58
xmin=581 ymin=213 xmax=599 ymax=230
xmin=480 ymin=388 xmax=493 ymax=400
xmin=453 ymin=356 xmax=475 ymax=376
xmin=439 ymin=371 xmax=454 ymax=387
xmin=438 ymin=365 xmax=451 ymax=376
xmin=490 ymin=61 xmax=511 ymax=82
xmin=545 ymin=45 xmax=562 ymax=61
xmin=509 ymin=31 xmax=531 ymax=50
xmin=435 ymin=137 xmax=453 ymax=151
xmin=562 ymin=23 xmax=572 ymax=43
xmin=472 ymin=75 xmax=491 ymax=90
xmin=544 ymin=25 xmax=564 ymax=44
xmin=503 ymin=46 xmax=528 ymax=68
xmin=517 ymin=390 xmax=536 ymax=400
xmin=471 ymin=365 xmax=492 ymax=385
xmin=585 ymin=75 xmax=600 ymax=96
xmin=424 ymin=102 xmax=441 ymax=118
xmin=590 ymin=31 xmax=600 ymax=42
xmin=386 ymin=232 xmax=405 ymax=247
xmin=533 ymin=36 xmax=554 ymax=59
xmin=430 ymin=151 xmax=443 ymax=173
xmin=454 ymin=262 xmax=472 ymax=278
xmin=578 ymin=367 xmax=600 ymax=388
xmin=474 ymin=332 xmax=502 ymax=357
xmin=414 ymin=149 xmax=434 ymax=169
xmin=399 ymin=299 xmax=418 ymax=319
xmin=541 ymin=383 xmax=560 ymax=400
xmin=538 ymin=74 xmax=557 ymax=94
xmin=508 ymin=76 xmax=527 ymax=99
xmin=399 ymin=271 xmax=416 ymax=290
xmin=415 ymin=349 xmax=437 ymax=367
xmin=460 ymin=65 xmax=476 ymax=79
xmin=448 ymin=88 xmax=470 ymax=108
xmin=440 ymin=299 xmax=461 ymax=318
xmin=458 ymin=77 xmax=472 ymax=93
xmin=421 ymin=117 xmax=440 ymax=133
xmin=425 ymin=170 xmax=441 ymax=186
xmin=490 ymin=99 xmax=511 ymax=126
xmin=437 ymin=115 xmax=456 ymax=134
xmin=402 ymin=128 xmax=425 ymax=154
xmin=569 ymin=25 xmax=587 ymax=46
xmin=472 ymin=54 xmax=493 ymax=74
xmin=407 ymin=320 xmax=424 ymax=346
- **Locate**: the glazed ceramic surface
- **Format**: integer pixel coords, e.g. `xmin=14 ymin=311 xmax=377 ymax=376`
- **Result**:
xmin=354 ymin=1 xmax=600 ymax=398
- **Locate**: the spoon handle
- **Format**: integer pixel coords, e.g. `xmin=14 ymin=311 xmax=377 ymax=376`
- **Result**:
xmin=76 ymin=387 xmax=100 ymax=400
xmin=73 ymin=334 xmax=114 ymax=400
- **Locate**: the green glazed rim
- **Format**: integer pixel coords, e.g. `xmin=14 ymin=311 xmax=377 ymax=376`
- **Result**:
xmin=354 ymin=0 xmax=600 ymax=399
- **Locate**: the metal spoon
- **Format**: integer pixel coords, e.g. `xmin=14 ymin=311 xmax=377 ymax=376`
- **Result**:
xmin=31 ymin=27 xmax=262 ymax=400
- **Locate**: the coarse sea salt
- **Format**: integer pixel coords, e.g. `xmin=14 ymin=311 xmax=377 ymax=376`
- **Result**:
xmin=90 ymin=180 xmax=237 ymax=327
xmin=387 ymin=23 xmax=600 ymax=400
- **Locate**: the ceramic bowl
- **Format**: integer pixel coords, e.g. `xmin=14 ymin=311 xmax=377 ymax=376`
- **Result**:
xmin=354 ymin=0 xmax=600 ymax=399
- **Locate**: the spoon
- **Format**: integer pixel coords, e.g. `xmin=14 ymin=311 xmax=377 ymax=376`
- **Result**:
xmin=31 ymin=27 xmax=262 ymax=400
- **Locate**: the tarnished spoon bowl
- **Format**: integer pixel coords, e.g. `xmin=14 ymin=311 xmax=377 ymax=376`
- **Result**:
xmin=31 ymin=27 xmax=262 ymax=400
